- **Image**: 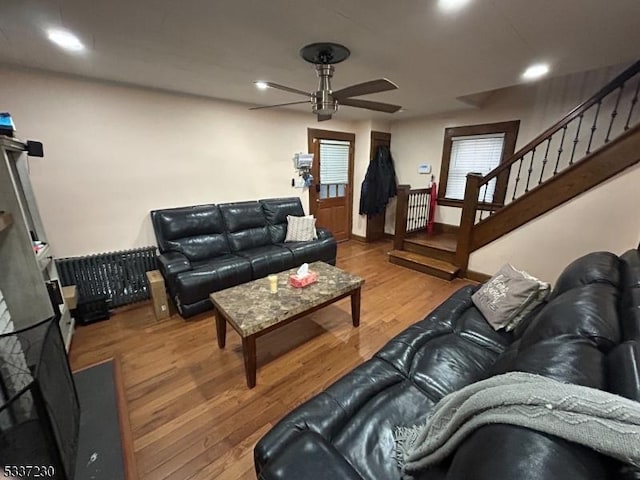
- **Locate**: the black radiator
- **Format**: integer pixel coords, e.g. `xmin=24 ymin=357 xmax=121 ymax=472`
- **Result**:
xmin=56 ymin=246 xmax=157 ymax=308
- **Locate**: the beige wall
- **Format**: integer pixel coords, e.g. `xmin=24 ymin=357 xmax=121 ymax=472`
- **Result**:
xmin=352 ymin=120 xmax=372 ymax=238
xmin=390 ymin=64 xmax=626 ymax=226
xmin=0 ymin=67 xmax=371 ymax=257
xmin=469 ymin=164 xmax=640 ymax=283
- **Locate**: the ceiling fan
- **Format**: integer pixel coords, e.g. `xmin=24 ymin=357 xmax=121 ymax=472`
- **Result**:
xmin=250 ymin=42 xmax=402 ymax=122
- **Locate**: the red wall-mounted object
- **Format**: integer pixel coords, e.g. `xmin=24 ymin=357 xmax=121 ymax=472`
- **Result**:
xmin=427 ymin=182 xmax=437 ymax=235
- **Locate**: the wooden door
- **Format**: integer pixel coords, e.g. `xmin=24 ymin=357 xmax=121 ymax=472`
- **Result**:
xmin=307 ymin=129 xmax=355 ymax=242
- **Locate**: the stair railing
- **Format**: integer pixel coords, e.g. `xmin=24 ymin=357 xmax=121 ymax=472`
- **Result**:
xmin=456 ymin=60 xmax=640 ymax=272
xmin=394 ymin=185 xmax=432 ymax=250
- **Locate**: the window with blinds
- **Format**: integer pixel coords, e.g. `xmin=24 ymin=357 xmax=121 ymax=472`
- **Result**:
xmin=444 ymin=133 xmax=505 ymax=202
xmin=319 ymin=139 xmax=350 ymax=199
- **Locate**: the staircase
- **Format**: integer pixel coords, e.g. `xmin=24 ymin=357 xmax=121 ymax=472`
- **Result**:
xmin=388 ymin=185 xmax=461 ymax=279
xmin=390 ymin=60 xmax=640 ymax=280
xmin=389 ymin=224 xmax=459 ymax=279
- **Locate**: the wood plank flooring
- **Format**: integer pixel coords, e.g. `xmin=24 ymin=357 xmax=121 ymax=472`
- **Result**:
xmin=69 ymin=240 xmax=472 ymax=480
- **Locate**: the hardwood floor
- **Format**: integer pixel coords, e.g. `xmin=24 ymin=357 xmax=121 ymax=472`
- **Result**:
xmin=69 ymin=240 xmax=473 ymax=480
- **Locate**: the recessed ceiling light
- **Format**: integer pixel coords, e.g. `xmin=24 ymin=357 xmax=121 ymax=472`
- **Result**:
xmin=522 ymin=63 xmax=550 ymax=81
xmin=47 ymin=29 xmax=85 ymax=52
xmin=255 ymin=81 xmax=269 ymax=90
xmin=438 ymin=0 xmax=471 ymax=13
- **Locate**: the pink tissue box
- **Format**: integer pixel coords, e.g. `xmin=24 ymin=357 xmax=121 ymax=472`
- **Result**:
xmin=289 ymin=271 xmax=318 ymax=288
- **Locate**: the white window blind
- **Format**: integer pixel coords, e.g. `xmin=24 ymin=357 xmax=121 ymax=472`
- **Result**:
xmin=444 ymin=133 xmax=505 ymax=201
xmin=319 ymin=139 xmax=350 ymax=184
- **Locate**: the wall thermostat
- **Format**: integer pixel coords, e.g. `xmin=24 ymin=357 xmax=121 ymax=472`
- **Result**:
xmin=418 ymin=163 xmax=431 ymax=174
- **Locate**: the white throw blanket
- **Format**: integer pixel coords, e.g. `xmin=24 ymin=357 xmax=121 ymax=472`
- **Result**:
xmin=394 ymin=372 xmax=640 ymax=476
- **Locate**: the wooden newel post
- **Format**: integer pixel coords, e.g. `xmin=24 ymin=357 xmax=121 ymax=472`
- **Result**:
xmin=455 ymin=173 xmax=483 ymax=275
xmin=394 ymin=185 xmax=411 ymax=250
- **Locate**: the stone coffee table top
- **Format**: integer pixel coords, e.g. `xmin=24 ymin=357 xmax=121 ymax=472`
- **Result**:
xmin=210 ymin=261 xmax=364 ymax=337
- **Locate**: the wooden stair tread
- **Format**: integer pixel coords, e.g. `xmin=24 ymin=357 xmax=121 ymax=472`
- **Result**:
xmin=388 ymin=250 xmax=460 ymax=278
xmin=404 ymin=232 xmax=457 ymax=252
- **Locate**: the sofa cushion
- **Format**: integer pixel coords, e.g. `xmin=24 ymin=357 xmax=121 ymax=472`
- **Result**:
xmin=261 ymin=197 xmax=306 ymax=224
xmin=550 ymin=251 xmax=621 ymax=300
xmin=174 ymin=254 xmax=252 ymax=305
xmin=277 ymin=238 xmax=336 ymax=265
xmin=151 ymin=204 xmax=230 ymax=261
xmin=491 ymin=336 xmax=606 ymax=388
xmin=260 ymin=197 xmax=306 ymax=243
xmin=219 ymin=201 xmax=272 ymax=251
xmin=518 ymin=284 xmax=621 ymax=353
xmin=235 ymin=245 xmax=295 ymax=278
xmin=376 ymin=286 xmax=511 ymax=399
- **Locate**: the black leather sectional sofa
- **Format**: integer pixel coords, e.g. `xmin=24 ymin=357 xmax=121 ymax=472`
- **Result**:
xmin=254 ymin=248 xmax=640 ymax=480
xmin=151 ymin=197 xmax=337 ymax=318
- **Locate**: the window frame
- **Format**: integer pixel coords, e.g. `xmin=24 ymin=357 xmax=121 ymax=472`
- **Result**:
xmin=437 ymin=120 xmax=520 ymax=208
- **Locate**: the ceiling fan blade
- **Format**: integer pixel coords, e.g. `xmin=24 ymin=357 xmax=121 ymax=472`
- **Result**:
xmin=332 ymin=78 xmax=398 ymax=99
xmin=263 ymin=82 xmax=310 ymax=97
xmin=339 ymin=98 xmax=402 ymax=113
xmin=317 ymin=114 xmax=332 ymax=122
xmin=249 ymin=101 xmax=310 ymax=110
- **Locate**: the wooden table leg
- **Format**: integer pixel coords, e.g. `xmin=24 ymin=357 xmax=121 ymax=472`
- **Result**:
xmin=242 ymin=335 xmax=257 ymax=388
xmin=215 ymin=309 xmax=226 ymax=348
xmin=351 ymin=287 xmax=361 ymax=327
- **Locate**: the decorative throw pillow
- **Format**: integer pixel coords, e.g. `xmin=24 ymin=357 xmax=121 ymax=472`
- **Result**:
xmin=308 ymin=215 xmax=318 ymax=240
xmin=284 ymin=215 xmax=317 ymax=242
xmin=506 ymin=267 xmax=551 ymax=331
xmin=472 ymin=264 xmax=550 ymax=331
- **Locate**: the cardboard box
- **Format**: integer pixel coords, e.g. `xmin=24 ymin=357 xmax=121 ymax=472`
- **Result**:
xmin=62 ymin=285 xmax=78 ymax=310
xmin=146 ymin=270 xmax=170 ymax=320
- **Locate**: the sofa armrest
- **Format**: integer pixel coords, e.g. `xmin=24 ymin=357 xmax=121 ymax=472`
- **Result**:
xmin=157 ymin=252 xmax=191 ymax=279
xmin=254 ymin=358 xmax=404 ymax=472
xmin=256 ymin=431 xmax=363 ymax=480
xmin=316 ymin=227 xmax=334 ymax=241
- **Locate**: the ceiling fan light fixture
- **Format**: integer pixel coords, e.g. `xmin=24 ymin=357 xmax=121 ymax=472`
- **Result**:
xmin=312 ymin=93 xmax=337 ymax=115
xmin=313 ymin=103 xmax=338 ymax=116
xmin=248 ymin=42 xmax=401 ymax=117
xmin=254 ymin=81 xmax=269 ymax=90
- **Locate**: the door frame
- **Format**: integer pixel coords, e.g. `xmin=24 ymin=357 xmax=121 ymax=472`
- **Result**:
xmin=307 ymin=128 xmax=356 ymax=241
xmin=366 ymin=131 xmax=392 ymax=241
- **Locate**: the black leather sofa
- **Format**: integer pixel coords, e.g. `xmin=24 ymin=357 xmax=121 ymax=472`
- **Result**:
xmin=151 ymin=197 xmax=337 ymax=318
xmin=255 ymin=248 xmax=640 ymax=480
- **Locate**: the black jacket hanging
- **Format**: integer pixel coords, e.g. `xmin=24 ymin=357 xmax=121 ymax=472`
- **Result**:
xmin=359 ymin=145 xmax=398 ymax=217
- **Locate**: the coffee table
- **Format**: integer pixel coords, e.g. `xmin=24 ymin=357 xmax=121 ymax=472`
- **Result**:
xmin=210 ymin=261 xmax=364 ymax=388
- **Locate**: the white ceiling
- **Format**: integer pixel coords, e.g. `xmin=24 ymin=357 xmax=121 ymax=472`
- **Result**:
xmin=1 ymin=0 xmax=639 ymax=120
